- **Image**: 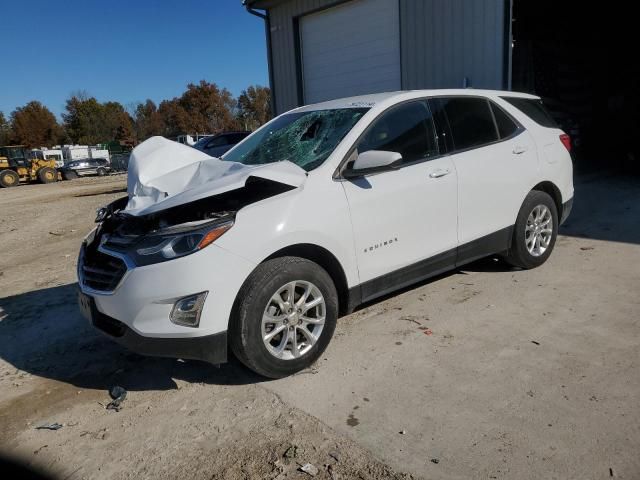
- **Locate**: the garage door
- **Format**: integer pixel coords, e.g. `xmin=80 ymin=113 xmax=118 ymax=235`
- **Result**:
xmin=299 ymin=0 xmax=401 ymax=104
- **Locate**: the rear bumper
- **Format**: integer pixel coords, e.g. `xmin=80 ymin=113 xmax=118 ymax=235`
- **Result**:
xmin=561 ymin=197 xmax=573 ymax=225
xmin=88 ymin=295 xmax=227 ymax=364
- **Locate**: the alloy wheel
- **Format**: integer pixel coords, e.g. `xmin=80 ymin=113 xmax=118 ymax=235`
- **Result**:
xmin=261 ymin=280 xmax=326 ymax=360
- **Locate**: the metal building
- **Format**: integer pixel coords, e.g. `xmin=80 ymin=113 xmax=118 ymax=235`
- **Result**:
xmin=245 ymin=0 xmax=511 ymax=115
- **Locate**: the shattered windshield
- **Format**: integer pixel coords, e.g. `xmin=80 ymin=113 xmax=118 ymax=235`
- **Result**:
xmin=223 ymin=108 xmax=369 ymax=171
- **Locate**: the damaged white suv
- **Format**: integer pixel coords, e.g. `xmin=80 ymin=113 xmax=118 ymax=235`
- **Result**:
xmin=78 ymin=90 xmax=573 ymax=378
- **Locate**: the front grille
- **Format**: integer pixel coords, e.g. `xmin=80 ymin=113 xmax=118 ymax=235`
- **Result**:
xmin=81 ymin=249 xmax=127 ymax=292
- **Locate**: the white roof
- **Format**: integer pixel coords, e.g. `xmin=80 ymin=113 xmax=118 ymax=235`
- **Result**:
xmin=295 ymin=89 xmax=539 ymax=112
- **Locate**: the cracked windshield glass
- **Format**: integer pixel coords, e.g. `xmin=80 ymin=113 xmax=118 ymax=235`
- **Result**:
xmin=223 ymin=108 xmax=369 ymax=171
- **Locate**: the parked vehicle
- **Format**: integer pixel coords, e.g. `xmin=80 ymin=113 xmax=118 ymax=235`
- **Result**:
xmin=0 ymin=145 xmax=58 ymax=187
xmin=177 ymin=134 xmax=212 ymax=146
xmin=77 ymin=89 xmax=573 ymax=378
xmin=193 ymin=131 xmax=251 ymax=157
xmin=62 ymin=158 xmax=111 ymax=179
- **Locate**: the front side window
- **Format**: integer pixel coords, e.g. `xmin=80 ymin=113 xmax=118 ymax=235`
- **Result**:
xmin=224 ymin=108 xmax=369 ymax=171
xmin=432 ymin=97 xmax=499 ymax=151
xmin=356 ymin=101 xmax=438 ymax=164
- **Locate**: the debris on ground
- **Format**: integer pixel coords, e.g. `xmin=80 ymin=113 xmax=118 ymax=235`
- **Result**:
xmin=106 ymin=386 xmax=127 ymax=411
xmin=328 ymin=450 xmax=340 ymax=462
xmin=35 ymin=422 xmax=63 ymax=430
xmin=431 ymin=458 xmax=440 ymax=464
xmin=422 ymin=328 xmax=433 ymax=336
xmin=300 ymin=463 xmax=319 ymax=476
xmin=284 ymin=445 xmax=302 ymax=459
xmin=580 ymin=246 xmax=595 ymax=251
xmin=399 ymin=430 xmax=406 ymax=435
xmin=531 ymin=340 xmax=541 ymax=346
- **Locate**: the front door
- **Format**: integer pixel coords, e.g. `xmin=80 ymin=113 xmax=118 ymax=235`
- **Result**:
xmin=341 ymin=100 xmax=458 ymax=301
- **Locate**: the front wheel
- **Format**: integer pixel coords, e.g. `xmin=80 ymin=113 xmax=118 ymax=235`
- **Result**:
xmin=230 ymin=257 xmax=338 ymax=378
xmin=38 ymin=167 xmax=57 ymax=184
xmin=504 ymin=190 xmax=558 ymax=269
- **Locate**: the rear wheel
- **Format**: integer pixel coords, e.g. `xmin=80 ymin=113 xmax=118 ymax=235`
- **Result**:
xmin=63 ymin=170 xmax=78 ymax=180
xmin=38 ymin=167 xmax=57 ymax=184
xmin=504 ymin=190 xmax=558 ymax=269
xmin=0 ymin=169 xmax=20 ymax=188
xmin=230 ymin=257 xmax=338 ymax=378
xmin=96 ymin=167 xmax=107 ymax=176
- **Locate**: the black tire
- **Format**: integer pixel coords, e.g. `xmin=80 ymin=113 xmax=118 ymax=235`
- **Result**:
xmin=230 ymin=256 xmax=338 ymax=379
xmin=0 ymin=169 xmax=20 ymax=188
xmin=96 ymin=167 xmax=107 ymax=176
xmin=62 ymin=170 xmax=78 ymax=180
xmin=37 ymin=167 xmax=57 ymax=184
xmin=504 ymin=190 xmax=558 ymax=269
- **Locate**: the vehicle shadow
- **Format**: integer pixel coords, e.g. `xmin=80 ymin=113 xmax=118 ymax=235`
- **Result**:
xmin=0 ymin=284 xmax=264 ymax=393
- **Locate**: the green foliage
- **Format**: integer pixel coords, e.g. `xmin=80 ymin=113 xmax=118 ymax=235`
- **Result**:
xmin=237 ymin=85 xmax=272 ymax=131
xmin=5 ymin=81 xmax=272 ymax=147
xmin=62 ymin=94 xmax=134 ymax=145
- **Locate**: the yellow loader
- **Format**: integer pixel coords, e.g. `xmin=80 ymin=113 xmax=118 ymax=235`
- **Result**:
xmin=0 ymin=145 xmax=58 ymax=187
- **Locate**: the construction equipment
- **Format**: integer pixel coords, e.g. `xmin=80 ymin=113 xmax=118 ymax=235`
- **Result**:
xmin=0 ymin=145 xmax=58 ymax=187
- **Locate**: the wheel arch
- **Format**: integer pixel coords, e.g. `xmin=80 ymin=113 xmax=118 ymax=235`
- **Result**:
xmin=264 ymin=243 xmax=352 ymax=316
xmin=531 ymin=181 xmax=563 ymax=219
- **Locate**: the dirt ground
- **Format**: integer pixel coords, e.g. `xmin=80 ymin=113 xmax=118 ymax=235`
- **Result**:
xmin=0 ymin=173 xmax=639 ymax=479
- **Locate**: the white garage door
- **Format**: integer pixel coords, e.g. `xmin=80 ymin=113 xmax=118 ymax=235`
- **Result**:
xmin=299 ymin=0 xmax=401 ymax=104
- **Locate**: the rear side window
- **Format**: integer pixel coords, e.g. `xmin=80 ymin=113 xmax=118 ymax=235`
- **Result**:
xmin=432 ymin=97 xmax=499 ymax=151
xmin=490 ymin=102 xmax=520 ymax=139
xmin=356 ymin=100 xmax=439 ymax=165
xmin=501 ymin=97 xmax=559 ymax=128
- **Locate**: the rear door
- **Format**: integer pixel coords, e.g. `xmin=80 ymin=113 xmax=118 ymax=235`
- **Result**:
xmin=341 ymin=100 xmax=458 ymax=300
xmin=430 ymin=96 xmax=539 ymax=257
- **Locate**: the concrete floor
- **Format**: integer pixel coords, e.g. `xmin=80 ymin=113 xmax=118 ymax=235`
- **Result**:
xmin=1 ymin=174 xmax=639 ymax=479
xmin=264 ymin=174 xmax=640 ymax=479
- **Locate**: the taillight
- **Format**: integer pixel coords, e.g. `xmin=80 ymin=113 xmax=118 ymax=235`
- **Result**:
xmin=559 ymin=133 xmax=571 ymax=152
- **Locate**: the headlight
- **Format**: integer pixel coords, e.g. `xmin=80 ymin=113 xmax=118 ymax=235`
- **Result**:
xmin=132 ymin=219 xmax=233 ymax=266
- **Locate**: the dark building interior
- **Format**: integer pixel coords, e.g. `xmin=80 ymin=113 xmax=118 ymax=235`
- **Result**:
xmin=511 ymin=1 xmax=638 ymax=173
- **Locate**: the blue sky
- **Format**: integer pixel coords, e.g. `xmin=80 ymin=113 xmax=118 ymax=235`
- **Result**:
xmin=0 ymin=0 xmax=268 ymax=118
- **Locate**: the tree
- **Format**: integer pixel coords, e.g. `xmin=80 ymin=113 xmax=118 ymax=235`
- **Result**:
xmin=0 ymin=112 xmax=10 ymax=145
xmin=133 ymin=100 xmax=164 ymax=141
xmin=63 ymin=94 xmax=133 ymax=144
xmin=158 ymin=98 xmax=190 ymax=138
xmin=9 ymin=101 xmax=64 ymax=147
xmin=178 ymin=81 xmax=240 ymax=133
xmin=237 ymin=85 xmax=271 ymax=131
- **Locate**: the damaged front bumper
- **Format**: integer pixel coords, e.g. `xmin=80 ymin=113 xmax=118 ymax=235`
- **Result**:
xmin=79 ymin=292 xmax=227 ymax=364
xmin=77 ymin=241 xmax=256 ymax=365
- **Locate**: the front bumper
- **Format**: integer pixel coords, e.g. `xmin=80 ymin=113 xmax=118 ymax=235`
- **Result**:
xmin=82 ymin=292 xmax=227 ymax=364
xmin=78 ymin=241 xmax=256 ymax=363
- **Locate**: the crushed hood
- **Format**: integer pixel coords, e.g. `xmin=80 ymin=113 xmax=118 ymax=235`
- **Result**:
xmin=125 ymin=136 xmax=307 ymax=216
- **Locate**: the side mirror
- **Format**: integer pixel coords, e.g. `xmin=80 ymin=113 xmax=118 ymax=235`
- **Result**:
xmin=343 ymin=150 xmax=403 ymax=178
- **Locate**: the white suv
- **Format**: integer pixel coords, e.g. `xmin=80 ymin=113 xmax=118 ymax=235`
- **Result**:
xmin=78 ymin=89 xmax=573 ymax=378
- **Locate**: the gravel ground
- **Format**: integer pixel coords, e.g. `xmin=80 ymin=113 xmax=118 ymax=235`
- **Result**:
xmin=0 ymin=173 xmax=639 ymax=479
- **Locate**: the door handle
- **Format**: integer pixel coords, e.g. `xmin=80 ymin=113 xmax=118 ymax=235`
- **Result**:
xmin=429 ymin=168 xmax=451 ymax=179
xmin=512 ymin=145 xmax=529 ymax=155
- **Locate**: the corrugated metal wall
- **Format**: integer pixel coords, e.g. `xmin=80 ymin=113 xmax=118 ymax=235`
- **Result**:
xmin=400 ymin=0 xmax=506 ymax=91
xmin=264 ymin=0 xmax=507 ymax=114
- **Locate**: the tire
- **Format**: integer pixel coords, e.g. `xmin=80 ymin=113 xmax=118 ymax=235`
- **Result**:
xmin=0 ymin=169 xmax=20 ymax=188
xmin=96 ymin=167 xmax=107 ymax=176
xmin=37 ymin=167 xmax=57 ymax=184
xmin=230 ymin=256 xmax=338 ymax=379
xmin=504 ymin=190 xmax=558 ymax=269
xmin=63 ymin=170 xmax=78 ymax=180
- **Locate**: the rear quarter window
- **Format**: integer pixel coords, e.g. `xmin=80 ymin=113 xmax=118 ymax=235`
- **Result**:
xmin=501 ymin=97 xmax=559 ymax=128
